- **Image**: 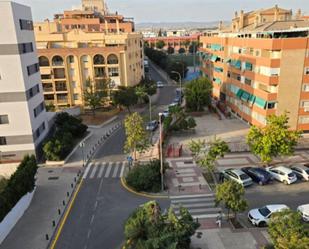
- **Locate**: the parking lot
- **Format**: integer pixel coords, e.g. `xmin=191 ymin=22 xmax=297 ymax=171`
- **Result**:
xmin=216 ymin=152 xmax=309 ymax=228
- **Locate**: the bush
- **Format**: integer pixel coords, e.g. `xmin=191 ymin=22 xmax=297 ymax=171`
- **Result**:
xmin=0 ymin=155 xmax=38 ymax=221
xmin=43 ymin=113 xmax=87 ymax=161
xmin=126 ymin=160 xmax=167 ymax=193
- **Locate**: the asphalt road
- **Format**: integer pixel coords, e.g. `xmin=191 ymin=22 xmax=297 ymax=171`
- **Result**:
xmin=55 ymin=64 xmax=176 ymax=249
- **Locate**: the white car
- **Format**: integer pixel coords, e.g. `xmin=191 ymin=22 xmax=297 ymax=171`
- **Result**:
xmin=162 ymin=110 xmax=169 ymax=118
xmin=222 ymin=168 xmax=253 ymax=187
xmin=156 ymin=81 xmax=164 ymax=88
xmin=291 ymin=164 xmax=309 ymax=181
xmin=297 ymin=204 xmax=309 ymax=222
xmin=248 ymin=204 xmax=289 ymax=227
xmin=266 ymin=166 xmax=297 ymax=185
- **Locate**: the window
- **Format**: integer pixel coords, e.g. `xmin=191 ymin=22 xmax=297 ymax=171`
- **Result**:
xmin=33 ymin=102 xmax=45 ymax=118
xmin=19 ymin=19 xmax=33 ymax=30
xmin=0 ymin=115 xmax=9 ymax=124
xmin=267 ymin=102 xmax=276 ymax=109
xmin=72 ymin=81 xmax=77 ymax=88
xmin=302 ymin=101 xmax=309 ymax=108
xmin=34 ymin=122 xmax=46 ymax=141
xmin=19 ymin=43 xmax=33 ymax=54
xmin=299 ymin=116 xmax=309 ymax=124
xmin=26 ymin=84 xmax=40 ymax=100
xmin=73 ymin=94 xmax=79 ymax=100
xmin=108 ymin=67 xmax=119 ymax=77
xmin=27 ymin=63 xmax=39 ymax=76
xmin=305 ymin=68 xmax=309 ymax=75
xmin=0 ymin=137 xmax=6 ymax=145
xmin=303 ymin=84 xmax=309 ymax=92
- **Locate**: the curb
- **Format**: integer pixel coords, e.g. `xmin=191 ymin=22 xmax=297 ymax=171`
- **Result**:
xmin=120 ymin=177 xmax=169 ymax=199
xmin=88 ymin=115 xmax=119 ymax=129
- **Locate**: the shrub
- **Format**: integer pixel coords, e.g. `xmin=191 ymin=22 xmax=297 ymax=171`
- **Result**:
xmin=126 ymin=160 xmax=167 ymax=193
xmin=0 ymin=155 xmax=38 ymax=221
xmin=43 ymin=113 xmax=88 ymax=161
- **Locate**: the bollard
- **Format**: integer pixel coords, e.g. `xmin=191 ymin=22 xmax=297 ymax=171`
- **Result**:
xmin=63 ymin=200 xmax=65 ymax=206
xmin=58 ymin=209 xmax=61 ymax=215
xmin=74 ymin=177 xmax=76 ymax=182
xmin=71 ymin=183 xmax=73 ymax=188
xmin=196 ymin=217 xmax=199 ymax=223
xmin=46 ymin=234 xmax=49 ymax=240
xmin=67 ymin=191 xmax=69 ymax=197
xmin=199 ymin=184 xmax=202 ymax=190
xmin=52 ymin=220 xmax=56 ymax=227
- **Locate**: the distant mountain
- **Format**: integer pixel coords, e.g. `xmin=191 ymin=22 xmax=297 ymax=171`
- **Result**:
xmin=136 ymin=21 xmax=230 ymax=31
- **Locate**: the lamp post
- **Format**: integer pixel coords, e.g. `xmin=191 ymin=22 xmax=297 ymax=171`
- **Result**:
xmin=171 ymin=71 xmax=182 ymax=103
xmin=147 ymin=94 xmax=152 ymax=122
xmin=159 ymin=112 xmax=164 ymax=192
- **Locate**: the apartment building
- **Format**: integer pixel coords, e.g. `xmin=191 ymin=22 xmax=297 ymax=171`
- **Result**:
xmin=34 ymin=0 xmax=144 ymax=108
xmin=0 ymin=1 xmax=49 ymax=162
xmin=199 ymin=5 xmax=309 ymax=131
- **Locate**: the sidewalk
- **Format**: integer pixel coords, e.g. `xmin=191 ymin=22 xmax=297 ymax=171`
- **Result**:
xmin=0 ymin=117 xmax=122 ymax=249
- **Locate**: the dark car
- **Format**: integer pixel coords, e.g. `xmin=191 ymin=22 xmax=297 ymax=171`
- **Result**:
xmin=242 ymin=167 xmax=272 ymax=185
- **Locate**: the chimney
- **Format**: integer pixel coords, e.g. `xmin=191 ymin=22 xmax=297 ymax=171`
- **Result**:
xmin=239 ymin=10 xmax=244 ymax=29
xmin=296 ymin=9 xmax=302 ymax=19
xmin=218 ymin=21 xmax=223 ymax=30
xmin=274 ymin=5 xmax=279 ymax=21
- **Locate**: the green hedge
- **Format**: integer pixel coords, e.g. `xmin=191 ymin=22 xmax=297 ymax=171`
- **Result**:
xmin=126 ymin=160 xmax=167 ymax=193
xmin=43 ymin=113 xmax=87 ymax=161
xmin=0 ymin=155 xmax=38 ymax=221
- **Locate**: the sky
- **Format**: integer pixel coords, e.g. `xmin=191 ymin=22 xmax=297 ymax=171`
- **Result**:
xmin=15 ymin=0 xmax=309 ymax=23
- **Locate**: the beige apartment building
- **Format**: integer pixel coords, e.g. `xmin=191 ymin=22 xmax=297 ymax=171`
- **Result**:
xmin=34 ymin=0 xmax=144 ymax=108
xmin=199 ymin=6 xmax=309 ymax=131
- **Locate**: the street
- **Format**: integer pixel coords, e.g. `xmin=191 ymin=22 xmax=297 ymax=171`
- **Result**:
xmin=54 ymin=63 xmax=176 ymax=249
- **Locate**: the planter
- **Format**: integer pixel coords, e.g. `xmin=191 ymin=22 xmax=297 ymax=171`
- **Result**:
xmin=229 ymin=217 xmax=244 ymax=230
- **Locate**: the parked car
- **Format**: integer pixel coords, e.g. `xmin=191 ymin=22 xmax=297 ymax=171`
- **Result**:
xmin=156 ymin=81 xmax=164 ymax=88
xmin=241 ymin=167 xmax=273 ymax=185
xmin=176 ymin=88 xmax=184 ymax=98
xmin=291 ymin=164 xmax=309 ymax=181
xmin=162 ymin=110 xmax=169 ymax=118
xmin=168 ymin=103 xmax=178 ymax=109
xmin=266 ymin=166 xmax=297 ymax=185
xmin=297 ymin=204 xmax=309 ymax=222
xmin=146 ymin=120 xmax=158 ymax=131
xmin=222 ymin=168 xmax=253 ymax=187
xmin=173 ymin=96 xmax=181 ymax=105
xmin=248 ymin=204 xmax=289 ymax=227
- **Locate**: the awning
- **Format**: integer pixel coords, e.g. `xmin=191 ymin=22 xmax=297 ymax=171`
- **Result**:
xmin=236 ymin=89 xmax=244 ymax=98
xmin=254 ymin=97 xmax=267 ymax=109
xmin=245 ymin=62 xmax=253 ymax=71
xmin=211 ymin=55 xmax=218 ymax=62
xmin=214 ymin=78 xmax=222 ymax=84
xmin=248 ymin=95 xmax=256 ymax=104
xmin=241 ymin=91 xmax=250 ymax=101
xmin=211 ymin=44 xmax=222 ymax=51
xmin=214 ymin=67 xmax=223 ymax=73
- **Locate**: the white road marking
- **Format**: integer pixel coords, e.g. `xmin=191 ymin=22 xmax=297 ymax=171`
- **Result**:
xmin=98 ymin=163 xmax=105 ymax=178
xmin=89 ymin=164 xmax=98 ymax=179
xmin=83 ymin=163 xmax=93 ymax=179
xmin=104 ymin=163 xmax=112 ymax=178
xmin=90 ymin=214 xmax=95 ymax=224
xmin=87 ymin=229 xmax=91 ymax=239
xmin=112 ymin=163 xmax=120 ymax=178
xmin=94 ymin=201 xmax=98 ymax=210
xmin=120 ymin=164 xmax=125 ymax=177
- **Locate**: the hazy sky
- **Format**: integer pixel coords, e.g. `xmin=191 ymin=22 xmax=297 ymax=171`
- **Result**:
xmin=15 ymin=0 xmax=309 ymax=23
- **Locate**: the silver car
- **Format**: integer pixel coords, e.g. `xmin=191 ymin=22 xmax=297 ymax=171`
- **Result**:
xmin=291 ymin=164 xmax=309 ymax=181
xmin=222 ymin=168 xmax=253 ymax=187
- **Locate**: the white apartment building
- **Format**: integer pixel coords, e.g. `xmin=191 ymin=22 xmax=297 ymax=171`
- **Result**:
xmin=0 ymin=1 xmax=49 ymax=162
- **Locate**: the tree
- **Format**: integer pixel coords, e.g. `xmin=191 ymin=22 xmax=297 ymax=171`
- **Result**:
xmin=268 ymin=209 xmax=309 ymax=249
xmin=185 ymin=77 xmax=213 ymax=111
xmin=167 ymin=46 xmax=175 ymax=54
xmin=83 ymin=77 xmax=107 ymax=116
xmin=188 ymin=139 xmax=206 ymax=159
xmin=184 ymin=40 xmax=191 ymax=50
xmin=124 ymin=112 xmax=149 ymax=160
xmin=189 ymin=41 xmax=199 ymax=54
xmin=167 ymin=61 xmax=188 ymax=81
xmin=178 ymin=47 xmax=186 ymax=54
xmin=112 ymin=86 xmax=138 ymax=113
xmin=156 ymin=40 xmax=165 ymax=49
xmin=216 ymin=180 xmax=248 ymax=220
xmin=123 ymin=201 xmax=199 ymax=249
xmin=247 ymin=113 xmax=302 ymax=164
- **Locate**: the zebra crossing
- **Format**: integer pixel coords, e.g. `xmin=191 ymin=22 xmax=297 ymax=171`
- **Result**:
xmin=170 ymin=193 xmax=222 ymax=219
xmin=83 ymin=161 xmax=128 ymax=180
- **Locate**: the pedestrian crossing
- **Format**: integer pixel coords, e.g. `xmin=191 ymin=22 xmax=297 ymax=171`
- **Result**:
xmin=170 ymin=193 xmax=222 ymax=219
xmin=83 ymin=161 xmax=128 ymax=180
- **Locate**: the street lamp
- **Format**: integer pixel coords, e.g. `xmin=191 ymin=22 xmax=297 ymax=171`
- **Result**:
xmin=171 ymin=71 xmax=182 ymax=103
xmin=159 ymin=113 xmax=164 ymax=192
